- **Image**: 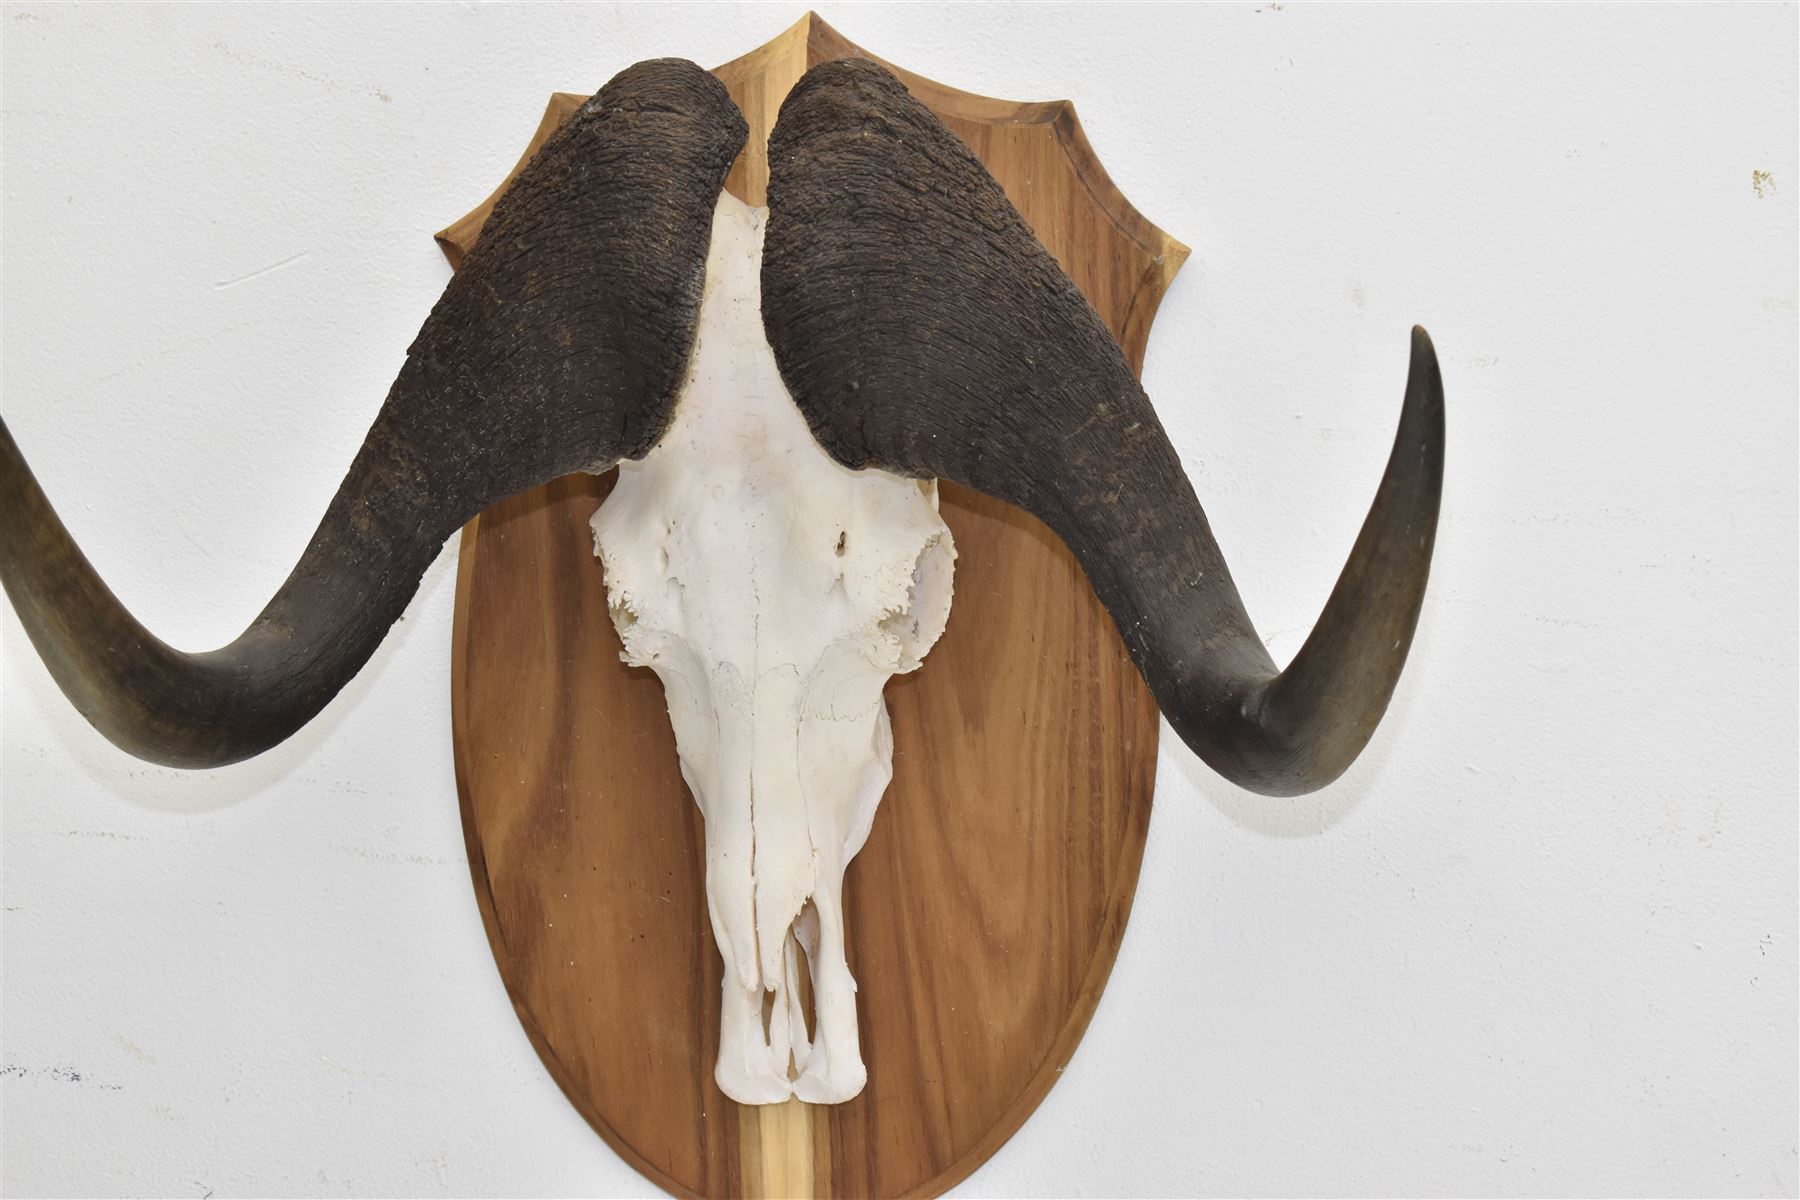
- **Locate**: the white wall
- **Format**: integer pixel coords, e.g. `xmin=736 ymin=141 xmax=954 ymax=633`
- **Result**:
xmin=3 ymin=3 xmax=1794 ymax=1196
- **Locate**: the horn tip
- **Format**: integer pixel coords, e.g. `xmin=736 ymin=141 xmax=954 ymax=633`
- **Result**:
xmin=1409 ymin=324 xmax=1439 ymax=371
xmin=1405 ymin=324 xmax=1447 ymax=429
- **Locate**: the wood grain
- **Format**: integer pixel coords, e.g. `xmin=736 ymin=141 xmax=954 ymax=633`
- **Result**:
xmin=444 ymin=14 xmax=1187 ymax=1198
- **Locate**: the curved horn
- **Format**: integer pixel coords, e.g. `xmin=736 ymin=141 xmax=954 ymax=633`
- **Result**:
xmin=0 ymin=58 xmax=747 ymax=769
xmin=761 ymin=59 xmax=1443 ymax=797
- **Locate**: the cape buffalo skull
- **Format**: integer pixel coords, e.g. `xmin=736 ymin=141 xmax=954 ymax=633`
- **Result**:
xmin=590 ymin=192 xmax=956 ymax=1102
xmin=0 ymin=57 xmax=1445 ymax=1104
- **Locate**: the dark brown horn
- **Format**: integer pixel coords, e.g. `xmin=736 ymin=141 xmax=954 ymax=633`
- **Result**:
xmin=761 ymin=59 xmax=1443 ymax=797
xmin=0 ymin=58 xmax=746 ymax=769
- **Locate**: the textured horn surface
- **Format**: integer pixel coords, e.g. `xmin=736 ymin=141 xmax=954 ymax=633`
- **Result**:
xmin=761 ymin=58 xmax=1443 ymax=796
xmin=0 ymin=57 xmax=747 ymax=768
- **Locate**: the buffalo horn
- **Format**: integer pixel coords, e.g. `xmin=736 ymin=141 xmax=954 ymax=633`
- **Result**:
xmin=0 ymin=58 xmax=746 ymax=768
xmin=762 ymin=59 xmax=1444 ymax=796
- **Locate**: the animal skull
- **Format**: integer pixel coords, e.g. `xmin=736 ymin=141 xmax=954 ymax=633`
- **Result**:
xmin=0 ymin=54 xmax=1444 ymax=1109
xmin=590 ymin=196 xmax=955 ymax=1104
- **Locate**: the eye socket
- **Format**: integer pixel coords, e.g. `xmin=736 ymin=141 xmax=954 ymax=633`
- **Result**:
xmin=881 ymin=532 xmax=955 ymax=671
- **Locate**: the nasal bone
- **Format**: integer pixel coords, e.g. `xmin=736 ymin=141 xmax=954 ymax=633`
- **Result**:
xmin=745 ymin=692 xmax=822 ymax=989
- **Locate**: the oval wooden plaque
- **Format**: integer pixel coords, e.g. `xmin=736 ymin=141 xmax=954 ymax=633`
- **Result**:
xmin=444 ymin=14 xmax=1187 ymax=1198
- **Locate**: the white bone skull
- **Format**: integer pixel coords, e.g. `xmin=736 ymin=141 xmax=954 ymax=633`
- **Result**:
xmin=590 ymin=194 xmax=956 ymax=1105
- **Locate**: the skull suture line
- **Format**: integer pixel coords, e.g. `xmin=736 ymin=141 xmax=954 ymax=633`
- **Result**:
xmin=592 ymin=195 xmax=955 ymax=1104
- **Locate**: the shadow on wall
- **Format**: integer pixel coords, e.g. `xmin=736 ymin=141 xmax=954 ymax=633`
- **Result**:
xmin=13 ymin=547 xmax=459 ymax=816
xmin=1186 ymin=588 xmax=1447 ymax=838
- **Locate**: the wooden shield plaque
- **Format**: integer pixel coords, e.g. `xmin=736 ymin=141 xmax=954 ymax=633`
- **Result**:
xmin=443 ymin=14 xmax=1186 ymax=1197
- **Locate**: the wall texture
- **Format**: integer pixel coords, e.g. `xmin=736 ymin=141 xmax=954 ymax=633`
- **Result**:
xmin=3 ymin=3 xmax=1795 ymax=1196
